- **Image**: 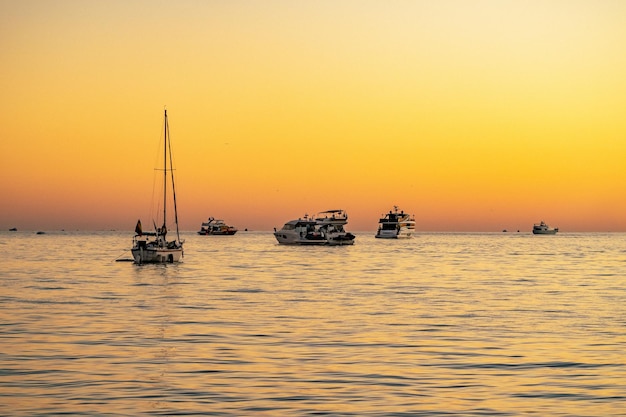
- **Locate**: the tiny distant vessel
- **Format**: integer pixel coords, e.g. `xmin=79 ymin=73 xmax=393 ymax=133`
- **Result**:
xmin=131 ymin=109 xmax=184 ymax=263
xmin=36 ymin=231 xmax=45 ymax=235
xmin=9 ymin=227 xmax=17 ymax=231
xmin=197 ymin=217 xmax=238 ymax=235
xmin=274 ymin=209 xmax=355 ymax=245
xmin=375 ymin=206 xmax=415 ymax=239
xmin=532 ymin=221 xmax=558 ymax=235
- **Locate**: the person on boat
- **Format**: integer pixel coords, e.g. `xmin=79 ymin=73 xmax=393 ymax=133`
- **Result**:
xmin=154 ymin=224 xmax=166 ymax=247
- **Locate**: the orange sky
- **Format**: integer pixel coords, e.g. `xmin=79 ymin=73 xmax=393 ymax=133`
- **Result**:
xmin=1 ymin=1 xmax=625 ymax=232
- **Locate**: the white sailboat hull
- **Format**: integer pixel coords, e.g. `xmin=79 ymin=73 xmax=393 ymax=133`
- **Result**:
xmin=131 ymin=246 xmax=183 ymax=263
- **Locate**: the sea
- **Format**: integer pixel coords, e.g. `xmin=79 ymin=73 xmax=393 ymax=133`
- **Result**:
xmin=1 ymin=230 xmax=625 ymax=416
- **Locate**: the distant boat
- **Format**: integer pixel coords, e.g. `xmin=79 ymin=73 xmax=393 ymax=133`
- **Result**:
xmin=375 ymin=206 xmax=415 ymax=239
xmin=9 ymin=227 xmax=17 ymax=231
xmin=197 ymin=217 xmax=238 ymax=235
xmin=131 ymin=109 xmax=184 ymax=263
xmin=532 ymin=221 xmax=558 ymax=235
xmin=36 ymin=231 xmax=45 ymax=235
xmin=274 ymin=209 xmax=355 ymax=245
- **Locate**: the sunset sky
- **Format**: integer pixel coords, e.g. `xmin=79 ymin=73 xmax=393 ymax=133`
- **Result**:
xmin=1 ymin=0 xmax=625 ymax=232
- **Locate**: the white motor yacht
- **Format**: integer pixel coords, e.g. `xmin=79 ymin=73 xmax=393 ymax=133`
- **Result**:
xmin=532 ymin=221 xmax=558 ymax=235
xmin=274 ymin=210 xmax=355 ymax=245
xmin=314 ymin=209 xmax=356 ymax=245
xmin=375 ymin=206 xmax=415 ymax=239
xmin=198 ymin=217 xmax=238 ymax=235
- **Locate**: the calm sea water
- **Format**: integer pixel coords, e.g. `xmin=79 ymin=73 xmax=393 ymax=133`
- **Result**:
xmin=1 ymin=231 xmax=625 ymax=416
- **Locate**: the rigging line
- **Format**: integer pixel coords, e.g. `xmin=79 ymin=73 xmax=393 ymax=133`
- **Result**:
xmin=114 ymin=250 xmax=135 ymax=262
xmin=149 ymin=114 xmax=165 ymax=230
xmin=150 ymin=166 xmax=159 ymax=230
xmin=167 ymin=112 xmax=181 ymax=243
xmin=163 ymin=109 xmax=168 ymax=233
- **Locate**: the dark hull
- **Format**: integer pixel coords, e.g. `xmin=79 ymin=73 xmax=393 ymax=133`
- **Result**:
xmin=197 ymin=230 xmax=237 ymax=235
xmin=532 ymin=229 xmax=558 ymax=235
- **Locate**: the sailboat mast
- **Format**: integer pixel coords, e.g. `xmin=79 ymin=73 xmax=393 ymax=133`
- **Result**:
xmin=163 ymin=109 xmax=168 ymax=232
xmin=169 ymin=125 xmax=181 ymax=243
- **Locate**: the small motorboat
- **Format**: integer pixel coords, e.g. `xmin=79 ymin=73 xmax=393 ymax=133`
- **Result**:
xmin=375 ymin=206 xmax=415 ymax=239
xmin=532 ymin=221 xmax=558 ymax=235
xmin=197 ymin=217 xmax=238 ymax=235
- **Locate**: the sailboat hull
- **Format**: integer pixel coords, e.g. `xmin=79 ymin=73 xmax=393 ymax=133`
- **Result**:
xmin=131 ymin=247 xmax=183 ymax=263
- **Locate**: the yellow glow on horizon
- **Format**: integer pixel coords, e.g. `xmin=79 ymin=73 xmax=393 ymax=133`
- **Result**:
xmin=2 ymin=1 xmax=625 ymax=231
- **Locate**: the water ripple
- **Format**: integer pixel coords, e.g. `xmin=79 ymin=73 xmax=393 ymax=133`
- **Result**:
xmin=1 ymin=231 xmax=625 ymax=416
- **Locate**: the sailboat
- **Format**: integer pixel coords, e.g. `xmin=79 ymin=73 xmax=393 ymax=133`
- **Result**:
xmin=131 ymin=109 xmax=184 ymax=263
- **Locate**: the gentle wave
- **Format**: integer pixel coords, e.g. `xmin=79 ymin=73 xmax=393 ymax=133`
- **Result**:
xmin=1 ymin=231 xmax=625 ymax=416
